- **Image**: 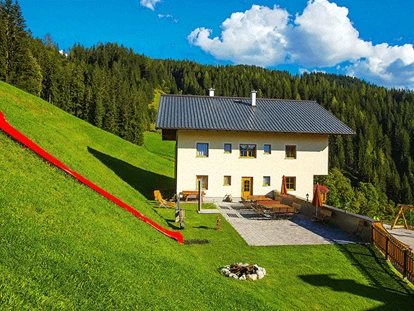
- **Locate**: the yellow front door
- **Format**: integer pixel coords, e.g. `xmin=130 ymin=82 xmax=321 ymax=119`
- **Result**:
xmin=241 ymin=177 xmax=253 ymax=200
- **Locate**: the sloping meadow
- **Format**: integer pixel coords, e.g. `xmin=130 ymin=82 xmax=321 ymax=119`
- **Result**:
xmin=0 ymin=82 xmax=413 ymax=310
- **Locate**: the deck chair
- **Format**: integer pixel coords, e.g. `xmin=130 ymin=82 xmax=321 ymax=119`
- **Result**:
xmin=154 ymin=190 xmax=175 ymax=208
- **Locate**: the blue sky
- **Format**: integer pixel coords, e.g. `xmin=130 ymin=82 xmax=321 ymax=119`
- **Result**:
xmin=20 ymin=0 xmax=414 ymax=89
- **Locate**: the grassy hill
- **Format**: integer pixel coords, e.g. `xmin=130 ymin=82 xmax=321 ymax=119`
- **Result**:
xmin=0 ymin=81 xmax=413 ymax=310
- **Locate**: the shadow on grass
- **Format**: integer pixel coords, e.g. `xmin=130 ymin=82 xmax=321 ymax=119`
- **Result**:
xmin=88 ymin=147 xmax=175 ymax=200
xmin=151 ymin=206 xmax=182 ymax=230
xmin=193 ymin=225 xmax=215 ymax=230
xmin=300 ymin=244 xmax=414 ymax=310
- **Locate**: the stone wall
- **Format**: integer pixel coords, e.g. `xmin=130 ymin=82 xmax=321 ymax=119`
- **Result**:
xmin=274 ymin=191 xmax=374 ymax=242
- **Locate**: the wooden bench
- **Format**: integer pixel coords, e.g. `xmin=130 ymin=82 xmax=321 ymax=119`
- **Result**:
xmin=312 ymin=208 xmax=332 ymax=223
xmin=180 ymin=190 xmax=205 ymax=202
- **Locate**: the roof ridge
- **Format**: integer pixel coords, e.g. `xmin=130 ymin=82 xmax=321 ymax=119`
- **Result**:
xmin=160 ymin=94 xmax=317 ymax=103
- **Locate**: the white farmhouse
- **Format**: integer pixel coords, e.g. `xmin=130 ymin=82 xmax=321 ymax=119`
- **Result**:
xmin=156 ymin=90 xmax=355 ymax=202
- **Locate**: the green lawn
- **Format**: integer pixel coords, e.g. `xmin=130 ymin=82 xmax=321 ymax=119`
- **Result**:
xmin=0 ymin=81 xmax=413 ymax=310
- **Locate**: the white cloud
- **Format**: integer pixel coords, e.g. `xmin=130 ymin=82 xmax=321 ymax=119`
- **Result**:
xmin=291 ymin=0 xmax=372 ymax=67
xmin=188 ymin=5 xmax=290 ymax=67
xmin=188 ymin=0 xmax=414 ymax=89
xmin=345 ymin=43 xmax=414 ymax=88
xmin=158 ymin=13 xmax=179 ymax=24
xmin=140 ymin=0 xmax=161 ymax=11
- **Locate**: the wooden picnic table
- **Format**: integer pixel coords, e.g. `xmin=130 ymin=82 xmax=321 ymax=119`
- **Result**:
xmin=255 ymin=201 xmax=294 ymax=219
xmin=180 ymin=190 xmax=205 ymax=202
xmin=247 ymin=195 xmax=273 ymax=201
xmin=256 ymin=200 xmax=284 ymax=208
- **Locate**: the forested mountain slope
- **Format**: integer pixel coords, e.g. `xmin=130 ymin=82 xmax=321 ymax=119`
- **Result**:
xmin=1 ymin=0 xmax=414 ymax=217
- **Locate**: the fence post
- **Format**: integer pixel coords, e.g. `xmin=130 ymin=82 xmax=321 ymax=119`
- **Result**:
xmin=403 ymin=249 xmax=408 ymax=279
xmin=385 ymin=235 xmax=389 ymax=260
xmin=371 ymin=224 xmax=375 ymax=245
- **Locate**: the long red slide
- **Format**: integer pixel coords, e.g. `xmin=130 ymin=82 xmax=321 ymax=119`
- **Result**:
xmin=0 ymin=111 xmax=184 ymax=244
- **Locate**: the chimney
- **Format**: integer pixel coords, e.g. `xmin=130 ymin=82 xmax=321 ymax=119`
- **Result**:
xmin=251 ymin=90 xmax=257 ymax=107
xmin=209 ymin=88 xmax=215 ymax=97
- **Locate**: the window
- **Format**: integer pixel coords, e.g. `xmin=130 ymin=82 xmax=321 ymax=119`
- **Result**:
xmin=285 ymin=145 xmax=297 ymax=159
xmin=286 ymin=176 xmax=296 ymax=190
xmin=196 ymin=175 xmax=208 ymax=190
xmin=223 ymin=175 xmax=231 ymax=186
xmin=224 ymin=143 xmax=232 ymax=154
xmin=263 ymin=176 xmax=271 ymax=186
xmin=240 ymin=144 xmax=257 ymax=158
xmin=264 ymin=144 xmax=271 ymax=154
xmin=197 ymin=143 xmax=209 ymax=157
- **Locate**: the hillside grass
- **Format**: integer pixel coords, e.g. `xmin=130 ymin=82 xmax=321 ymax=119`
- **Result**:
xmin=0 ymin=81 xmax=413 ymax=310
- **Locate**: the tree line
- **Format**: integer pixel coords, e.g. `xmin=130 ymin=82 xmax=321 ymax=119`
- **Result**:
xmin=1 ymin=0 xmax=414 ymax=219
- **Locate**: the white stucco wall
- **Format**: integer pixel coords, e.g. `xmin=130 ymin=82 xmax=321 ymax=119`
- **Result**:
xmin=176 ymin=130 xmax=329 ymax=202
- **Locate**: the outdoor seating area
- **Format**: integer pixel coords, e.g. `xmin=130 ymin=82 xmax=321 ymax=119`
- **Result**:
xmin=216 ymin=201 xmax=358 ymax=246
xmin=243 ymin=195 xmax=299 ymax=220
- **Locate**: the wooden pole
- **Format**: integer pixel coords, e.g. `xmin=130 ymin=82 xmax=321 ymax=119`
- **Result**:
xmin=391 ymin=204 xmax=413 ymax=230
xmin=198 ymin=179 xmax=202 ymax=213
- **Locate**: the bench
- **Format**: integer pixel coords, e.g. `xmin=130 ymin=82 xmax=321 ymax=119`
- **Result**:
xmin=312 ymin=208 xmax=332 ymax=223
xmin=180 ymin=190 xmax=205 ymax=202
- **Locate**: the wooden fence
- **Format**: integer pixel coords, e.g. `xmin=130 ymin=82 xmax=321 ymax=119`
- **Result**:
xmin=372 ymin=222 xmax=414 ymax=283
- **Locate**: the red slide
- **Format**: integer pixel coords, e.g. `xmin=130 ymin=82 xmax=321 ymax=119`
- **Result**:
xmin=0 ymin=111 xmax=184 ymax=244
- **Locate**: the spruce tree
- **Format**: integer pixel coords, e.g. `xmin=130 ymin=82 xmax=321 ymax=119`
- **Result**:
xmin=0 ymin=0 xmax=6 ymax=80
xmin=14 ymin=49 xmax=42 ymax=96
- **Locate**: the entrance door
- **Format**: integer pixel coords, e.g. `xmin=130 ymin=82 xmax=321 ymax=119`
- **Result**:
xmin=241 ymin=177 xmax=253 ymax=200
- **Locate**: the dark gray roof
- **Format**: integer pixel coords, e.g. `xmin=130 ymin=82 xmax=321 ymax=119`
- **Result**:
xmin=156 ymin=95 xmax=355 ymax=135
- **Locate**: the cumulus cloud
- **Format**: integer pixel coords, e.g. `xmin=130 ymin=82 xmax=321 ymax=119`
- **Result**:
xmin=140 ymin=0 xmax=161 ymax=11
xmin=188 ymin=0 xmax=414 ymax=89
xmin=291 ymin=0 xmax=372 ymax=67
xmin=188 ymin=5 xmax=290 ymax=67
xmin=345 ymin=43 xmax=414 ymax=88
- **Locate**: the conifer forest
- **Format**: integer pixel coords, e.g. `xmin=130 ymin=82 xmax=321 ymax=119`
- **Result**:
xmin=2 ymin=0 xmax=414 ymax=219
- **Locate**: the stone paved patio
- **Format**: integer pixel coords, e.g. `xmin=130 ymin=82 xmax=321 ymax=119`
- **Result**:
xmin=214 ymin=202 xmax=359 ymax=246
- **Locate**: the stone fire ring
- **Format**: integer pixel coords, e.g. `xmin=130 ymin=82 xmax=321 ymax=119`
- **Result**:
xmin=221 ymin=263 xmax=266 ymax=281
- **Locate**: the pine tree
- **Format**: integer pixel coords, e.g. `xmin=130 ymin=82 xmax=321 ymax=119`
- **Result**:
xmin=14 ymin=49 xmax=42 ymax=96
xmin=0 ymin=0 xmax=7 ymax=80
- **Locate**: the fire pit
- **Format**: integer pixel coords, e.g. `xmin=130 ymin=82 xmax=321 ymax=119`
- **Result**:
xmin=221 ymin=263 xmax=266 ymax=281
